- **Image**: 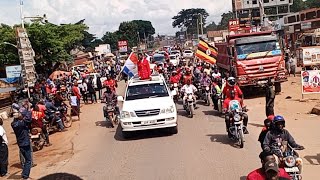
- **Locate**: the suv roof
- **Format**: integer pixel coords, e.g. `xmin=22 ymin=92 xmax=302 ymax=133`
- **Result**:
xmin=128 ymin=73 xmax=166 ymax=86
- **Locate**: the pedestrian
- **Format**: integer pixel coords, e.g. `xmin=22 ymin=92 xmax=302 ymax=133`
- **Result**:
xmin=96 ymin=76 xmax=103 ymax=100
xmin=11 ymin=111 xmax=33 ymax=180
xmin=70 ymin=92 xmax=80 ymax=120
xmin=87 ymin=77 xmax=97 ymax=103
xmin=288 ymin=54 xmax=296 ymax=77
xmin=79 ymin=79 xmax=88 ymax=104
xmin=0 ymin=117 xmax=9 ymax=177
xmin=72 ymin=81 xmax=81 ymax=110
xmin=265 ymin=78 xmax=275 ymax=117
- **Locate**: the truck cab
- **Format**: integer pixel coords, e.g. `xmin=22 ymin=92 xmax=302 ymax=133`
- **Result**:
xmin=216 ymin=31 xmax=287 ymax=89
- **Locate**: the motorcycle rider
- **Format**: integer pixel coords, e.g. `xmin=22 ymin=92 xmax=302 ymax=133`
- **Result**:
xmin=102 ymin=86 xmax=120 ymax=119
xmin=200 ymin=72 xmax=212 ymax=100
xmin=222 ymin=77 xmax=244 ymax=100
xmin=31 ymin=105 xmax=51 ymax=146
xmin=182 ymin=68 xmax=193 ymax=85
xmin=103 ymin=75 xmax=118 ymax=93
xmin=258 ymin=115 xmax=274 ymax=149
xmin=181 ymin=79 xmax=197 ymax=108
xmin=223 ymin=90 xmax=249 ymax=137
xmin=263 ymin=115 xmax=304 ymax=172
xmin=45 ymin=97 xmax=65 ymax=131
xmin=169 ymin=71 xmax=181 ymax=84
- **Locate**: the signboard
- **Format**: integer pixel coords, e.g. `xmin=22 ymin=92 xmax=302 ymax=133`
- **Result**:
xmin=229 ymin=19 xmax=240 ymax=32
xmin=301 ymin=22 xmax=312 ymax=30
xmin=6 ymin=65 xmax=22 ymax=78
xmin=302 ymin=47 xmax=320 ymax=66
xmin=118 ymin=40 xmax=128 ymax=53
xmin=301 ymin=70 xmax=320 ymax=94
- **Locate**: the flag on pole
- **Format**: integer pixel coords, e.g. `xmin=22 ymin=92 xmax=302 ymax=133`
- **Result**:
xmin=122 ymin=52 xmax=138 ymax=78
xmin=195 ymin=38 xmax=218 ymax=64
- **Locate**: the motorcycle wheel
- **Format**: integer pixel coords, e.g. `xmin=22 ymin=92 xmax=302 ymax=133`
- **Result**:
xmin=189 ymin=105 xmax=194 ymax=118
xmin=33 ymin=142 xmax=41 ymax=151
xmin=238 ymin=129 xmax=244 ymax=148
xmin=109 ymin=115 xmax=115 ymax=128
xmin=206 ymin=95 xmax=210 ymax=106
xmin=63 ymin=115 xmax=72 ymax=128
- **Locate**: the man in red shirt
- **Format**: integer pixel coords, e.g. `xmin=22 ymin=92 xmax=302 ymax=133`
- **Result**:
xmin=137 ymin=53 xmax=151 ymax=80
xmin=247 ymin=151 xmax=290 ymax=180
xmin=182 ymin=69 xmax=193 ymax=85
xmin=222 ymin=77 xmax=243 ymax=99
xmin=103 ymin=75 xmax=118 ymax=92
xmin=72 ymin=81 xmax=81 ymax=109
xmin=169 ymin=71 xmax=181 ymax=84
xmin=31 ymin=105 xmax=51 ymax=146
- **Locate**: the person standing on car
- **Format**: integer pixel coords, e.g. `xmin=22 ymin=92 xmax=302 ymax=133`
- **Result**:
xmin=0 ymin=117 xmax=9 ymax=177
xmin=265 ymin=78 xmax=275 ymax=117
xmin=137 ymin=53 xmax=151 ymax=80
xmin=11 ymin=111 xmax=33 ymax=180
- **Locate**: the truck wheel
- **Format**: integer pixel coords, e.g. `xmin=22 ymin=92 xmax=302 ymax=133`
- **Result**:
xmin=274 ymin=82 xmax=281 ymax=93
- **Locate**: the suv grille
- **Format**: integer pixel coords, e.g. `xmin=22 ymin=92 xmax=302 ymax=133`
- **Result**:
xmin=135 ymin=109 xmax=160 ymax=117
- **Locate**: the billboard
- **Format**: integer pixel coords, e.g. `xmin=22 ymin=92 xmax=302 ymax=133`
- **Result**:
xmin=118 ymin=40 xmax=128 ymax=52
xmin=228 ymin=19 xmax=240 ymax=32
xmin=301 ymin=70 xmax=320 ymax=94
xmin=6 ymin=65 xmax=22 ymax=78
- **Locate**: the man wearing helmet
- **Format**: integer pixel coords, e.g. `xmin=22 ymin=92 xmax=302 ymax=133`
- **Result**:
xmin=182 ymin=68 xmax=193 ymax=85
xmin=169 ymin=71 xmax=181 ymax=84
xmin=263 ymin=115 xmax=304 ymax=173
xmin=222 ymin=77 xmax=243 ymax=100
xmin=181 ymin=79 xmax=197 ymax=108
xmin=223 ymin=90 xmax=249 ymax=137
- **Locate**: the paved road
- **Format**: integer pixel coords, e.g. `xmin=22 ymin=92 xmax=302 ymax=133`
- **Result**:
xmin=45 ymin=82 xmax=266 ymax=180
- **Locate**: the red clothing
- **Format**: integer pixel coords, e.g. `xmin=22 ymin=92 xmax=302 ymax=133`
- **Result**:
xmin=38 ymin=104 xmax=47 ymax=114
xmin=183 ymin=75 xmax=193 ymax=84
xmin=247 ymin=168 xmax=290 ymax=180
xmin=104 ymin=79 xmax=117 ymax=92
xmin=72 ymin=86 xmax=81 ymax=100
xmin=31 ymin=110 xmax=45 ymax=128
xmin=170 ymin=75 xmax=181 ymax=84
xmin=137 ymin=58 xmax=151 ymax=80
xmin=223 ymin=97 xmax=243 ymax=110
xmin=223 ymin=84 xmax=243 ymax=99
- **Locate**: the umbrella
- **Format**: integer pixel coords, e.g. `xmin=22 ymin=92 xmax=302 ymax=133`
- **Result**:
xmin=49 ymin=71 xmax=71 ymax=80
xmin=105 ymin=52 xmax=115 ymax=57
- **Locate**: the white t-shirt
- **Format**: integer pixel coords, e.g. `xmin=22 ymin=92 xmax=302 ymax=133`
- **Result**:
xmin=0 ymin=126 xmax=8 ymax=145
xmin=70 ymin=96 xmax=78 ymax=106
xmin=181 ymin=84 xmax=197 ymax=94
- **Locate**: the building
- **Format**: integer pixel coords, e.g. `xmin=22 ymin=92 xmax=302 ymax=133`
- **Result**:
xmin=232 ymin=0 xmax=293 ymax=28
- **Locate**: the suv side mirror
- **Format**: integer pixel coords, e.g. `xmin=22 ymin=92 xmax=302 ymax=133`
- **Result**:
xmin=117 ymin=96 xmax=124 ymax=102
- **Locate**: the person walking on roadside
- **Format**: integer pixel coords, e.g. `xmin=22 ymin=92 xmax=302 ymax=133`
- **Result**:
xmin=11 ymin=111 xmax=33 ymax=180
xmin=72 ymin=81 xmax=81 ymax=110
xmin=0 ymin=117 xmax=9 ymax=177
xmin=87 ymin=77 xmax=97 ymax=103
xmin=265 ymin=78 xmax=275 ymax=117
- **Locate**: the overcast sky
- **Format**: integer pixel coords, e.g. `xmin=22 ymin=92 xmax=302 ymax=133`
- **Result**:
xmin=0 ymin=0 xmax=232 ymax=38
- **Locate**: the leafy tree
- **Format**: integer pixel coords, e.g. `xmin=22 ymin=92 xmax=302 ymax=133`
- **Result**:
xmin=101 ymin=31 xmax=119 ymax=51
xmin=205 ymin=21 xmax=218 ymax=31
xmin=217 ymin=11 xmax=234 ymax=30
xmin=172 ymin=8 xmax=209 ymax=35
xmin=132 ymin=20 xmax=155 ymax=40
xmin=306 ymin=0 xmax=320 ymax=9
xmin=0 ymin=24 xmax=19 ymax=66
xmin=291 ymin=0 xmax=306 ymax=12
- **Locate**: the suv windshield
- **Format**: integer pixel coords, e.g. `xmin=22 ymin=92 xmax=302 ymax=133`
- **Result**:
xmin=126 ymin=83 xmax=169 ymax=100
xmin=236 ymin=41 xmax=281 ymax=60
xmin=153 ymin=56 xmax=165 ymax=62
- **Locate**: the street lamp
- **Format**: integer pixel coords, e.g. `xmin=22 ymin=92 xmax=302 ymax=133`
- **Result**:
xmin=20 ymin=0 xmax=47 ymax=28
xmin=0 ymin=42 xmax=18 ymax=49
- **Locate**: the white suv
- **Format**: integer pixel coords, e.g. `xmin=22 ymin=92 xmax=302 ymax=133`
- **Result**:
xmin=118 ymin=74 xmax=178 ymax=138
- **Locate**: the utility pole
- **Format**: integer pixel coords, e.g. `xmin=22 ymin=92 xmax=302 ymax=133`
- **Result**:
xmin=200 ymin=14 xmax=204 ymax=36
xmin=258 ymin=0 xmax=265 ymax=27
xmin=197 ymin=18 xmax=200 ymax=39
xmin=20 ymin=0 xmax=24 ymax=28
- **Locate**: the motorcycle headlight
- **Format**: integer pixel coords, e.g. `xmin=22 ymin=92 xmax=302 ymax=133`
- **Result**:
xmin=234 ymin=114 xmax=241 ymax=121
xmin=206 ymin=86 xmax=209 ymax=91
xmin=188 ymin=95 xmax=193 ymax=100
xmin=107 ymin=105 xmax=113 ymax=110
xmin=173 ymin=83 xmax=178 ymax=87
xmin=285 ymin=156 xmax=296 ymax=167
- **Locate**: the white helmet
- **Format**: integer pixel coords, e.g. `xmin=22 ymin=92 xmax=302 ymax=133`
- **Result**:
xmin=227 ymin=77 xmax=236 ymax=86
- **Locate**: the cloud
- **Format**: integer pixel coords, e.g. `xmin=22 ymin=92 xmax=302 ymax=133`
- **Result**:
xmin=0 ymin=0 xmax=232 ymax=38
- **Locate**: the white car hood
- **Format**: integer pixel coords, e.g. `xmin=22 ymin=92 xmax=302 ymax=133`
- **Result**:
xmin=123 ymin=96 xmax=173 ymax=111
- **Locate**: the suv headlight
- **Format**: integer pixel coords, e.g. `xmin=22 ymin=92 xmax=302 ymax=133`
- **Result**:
xmin=121 ymin=111 xmax=131 ymax=119
xmin=161 ymin=105 xmax=175 ymax=114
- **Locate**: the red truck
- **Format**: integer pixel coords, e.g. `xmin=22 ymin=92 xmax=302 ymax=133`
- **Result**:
xmin=215 ymin=31 xmax=287 ymax=91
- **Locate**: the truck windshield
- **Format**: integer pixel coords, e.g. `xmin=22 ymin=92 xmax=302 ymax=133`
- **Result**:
xmin=126 ymin=83 xmax=169 ymax=100
xmin=236 ymin=41 xmax=281 ymax=60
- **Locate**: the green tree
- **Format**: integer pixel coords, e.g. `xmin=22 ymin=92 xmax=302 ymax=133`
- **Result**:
xmin=101 ymin=31 xmax=119 ymax=51
xmin=291 ymin=0 xmax=306 ymax=12
xmin=205 ymin=21 xmax=218 ymax=32
xmin=217 ymin=11 xmax=234 ymax=30
xmin=172 ymin=8 xmax=209 ymax=35
xmin=306 ymin=0 xmax=320 ymax=9
xmin=132 ymin=20 xmax=155 ymax=41
xmin=0 ymin=24 xmax=19 ymax=66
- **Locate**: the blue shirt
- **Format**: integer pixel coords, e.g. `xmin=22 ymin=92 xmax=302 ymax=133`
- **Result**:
xmin=11 ymin=111 xmax=32 ymax=147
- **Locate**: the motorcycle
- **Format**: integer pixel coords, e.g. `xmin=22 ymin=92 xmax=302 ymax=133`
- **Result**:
xmin=103 ymin=103 xmax=119 ymax=127
xmin=183 ymin=93 xmax=195 ymax=118
xmin=170 ymin=83 xmax=180 ymax=103
xmin=46 ymin=105 xmax=72 ymax=133
xmin=227 ymin=100 xmax=247 ymax=148
xmin=201 ymin=86 xmax=211 ymax=106
xmin=30 ymin=127 xmax=46 ymax=151
xmin=272 ymin=141 xmax=303 ymax=180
